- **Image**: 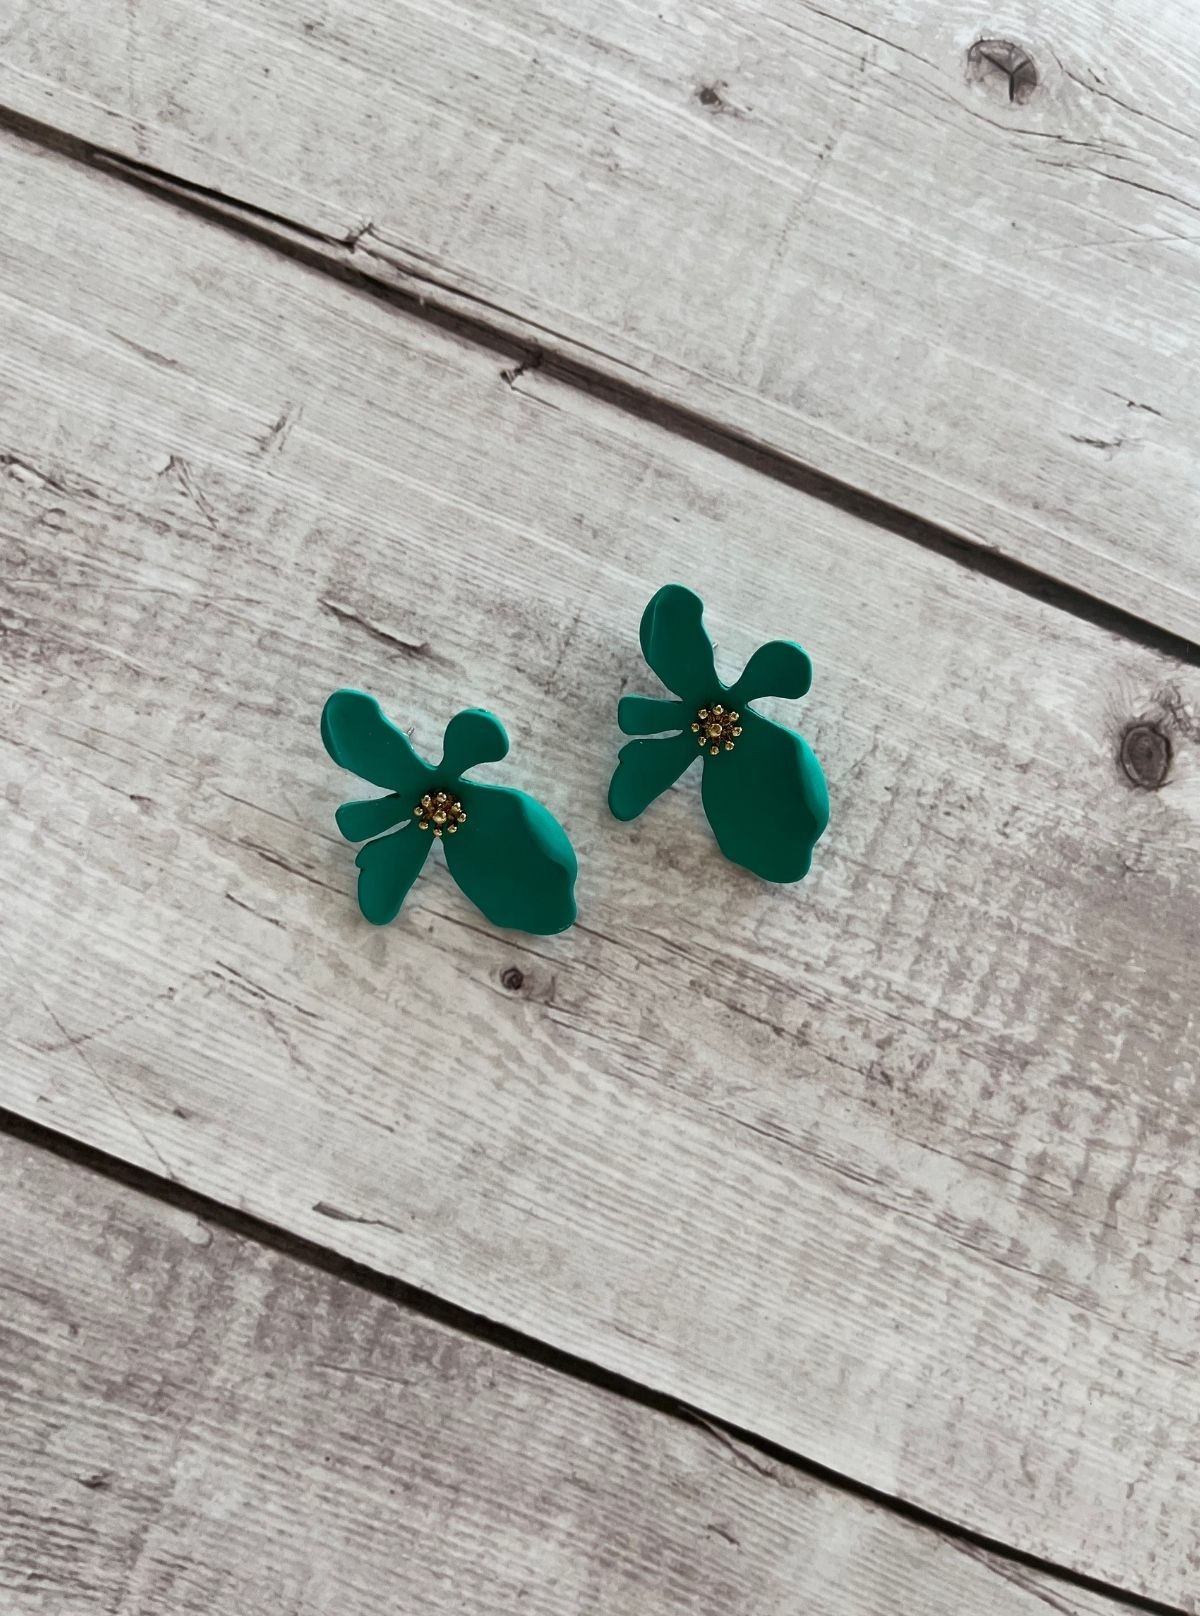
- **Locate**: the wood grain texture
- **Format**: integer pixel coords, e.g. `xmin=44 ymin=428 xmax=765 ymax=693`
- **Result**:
xmin=3 ymin=0 xmax=1200 ymax=635
xmin=1 ymin=133 xmax=1199 ymax=1604
xmin=0 ymin=1133 xmax=1132 ymax=1616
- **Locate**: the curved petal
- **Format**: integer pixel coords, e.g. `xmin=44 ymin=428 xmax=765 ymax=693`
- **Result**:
xmin=352 ymin=821 xmax=432 ymax=924
xmin=440 ymin=708 xmax=509 ymax=778
xmin=728 ymin=640 xmax=812 ymax=705
xmin=701 ymin=710 xmax=828 ymax=882
xmin=321 ymin=690 xmax=432 ymax=794
xmin=335 ymin=793 xmax=410 ymax=842
xmin=617 ymin=694 xmax=688 ymax=736
xmin=443 ymin=783 xmax=577 ymax=934
xmin=608 ymin=730 xmax=697 ymax=822
xmin=639 ymin=584 xmax=718 ymax=704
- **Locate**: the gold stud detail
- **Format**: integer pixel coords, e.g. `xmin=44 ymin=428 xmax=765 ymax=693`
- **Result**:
xmin=694 ymin=702 xmax=741 ymax=755
xmin=413 ymin=789 xmax=467 ymax=838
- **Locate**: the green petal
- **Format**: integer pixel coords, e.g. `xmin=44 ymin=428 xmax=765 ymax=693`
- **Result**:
xmin=441 ymin=708 xmax=509 ymax=778
xmin=443 ymin=782 xmax=577 ymax=934
xmin=728 ymin=640 xmax=812 ymax=704
xmin=335 ymin=794 xmax=411 ymax=842
xmin=701 ymin=710 xmax=828 ymax=882
xmin=638 ymin=584 xmax=718 ymax=703
xmin=321 ymin=690 xmax=432 ymax=793
xmin=353 ymin=821 xmax=432 ymax=924
xmin=608 ymin=730 xmax=697 ymax=822
xmin=617 ymin=694 xmax=688 ymax=736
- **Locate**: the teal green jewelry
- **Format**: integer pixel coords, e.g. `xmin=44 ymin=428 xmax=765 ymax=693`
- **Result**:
xmin=322 ymin=691 xmax=577 ymax=933
xmin=609 ymin=583 xmax=828 ymax=882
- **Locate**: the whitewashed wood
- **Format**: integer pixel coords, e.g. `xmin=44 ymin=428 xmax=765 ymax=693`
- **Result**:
xmin=3 ymin=0 xmax=1200 ymax=636
xmin=0 ymin=1132 xmax=1130 ymax=1616
xmin=1 ymin=134 xmax=1199 ymax=1605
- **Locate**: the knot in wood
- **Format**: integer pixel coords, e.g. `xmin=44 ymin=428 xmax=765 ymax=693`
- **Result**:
xmin=501 ymin=966 xmax=525 ymax=992
xmin=966 ymin=39 xmax=1038 ymax=104
xmin=1119 ymin=723 xmax=1171 ymax=790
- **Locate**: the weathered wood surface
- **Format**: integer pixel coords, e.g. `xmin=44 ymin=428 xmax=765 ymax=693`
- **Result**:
xmin=3 ymin=0 xmax=1200 ymax=636
xmin=1 ymin=132 xmax=1199 ymax=1605
xmin=1 ymin=1132 xmax=1133 ymax=1616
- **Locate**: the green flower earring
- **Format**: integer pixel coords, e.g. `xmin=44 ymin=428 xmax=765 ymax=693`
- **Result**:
xmin=609 ymin=584 xmax=829 ymax=882
xmin=322 ymin=691 xmax=578 ymax=933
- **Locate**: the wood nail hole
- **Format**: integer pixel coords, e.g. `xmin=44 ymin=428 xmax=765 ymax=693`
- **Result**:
xmin=966 ymin=39 xmax=1038 ymax=103
xmin=1119 ymin=722 xmax=1171 ymax=790
xmin=695 ymin=81 xmax=741 ymax=117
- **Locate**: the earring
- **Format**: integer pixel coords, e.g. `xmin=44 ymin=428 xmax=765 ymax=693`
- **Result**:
xmin=322 ymin=690 xmax=578 ymax=933
xmin=608 ymin=583 xmax=828 ymax=882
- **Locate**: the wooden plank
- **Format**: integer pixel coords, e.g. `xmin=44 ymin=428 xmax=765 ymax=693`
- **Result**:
xmin=3 ymin=0 xmax=1200 ymax=636
xmin=1 ymin=132 xmax=1199 ymax=1605
xmin=0 ymin=1131 xmax=1131 ymax=1616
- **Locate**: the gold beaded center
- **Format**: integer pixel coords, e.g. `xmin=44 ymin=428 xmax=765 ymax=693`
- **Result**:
xmin=691 ymin=703 xmax=742 ymax=756
xmin=414 ymin=789 xmax=467 ymax=837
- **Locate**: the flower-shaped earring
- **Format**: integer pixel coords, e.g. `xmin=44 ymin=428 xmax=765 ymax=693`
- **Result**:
xmin=608 ymin=584 xmax=828 ymax=881
xmin=322 ymin=690 xmax=577 ymax=933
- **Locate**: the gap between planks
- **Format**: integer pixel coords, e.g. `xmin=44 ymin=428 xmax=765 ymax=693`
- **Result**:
xmin=0 ymin=100 xmax=1196 ymax=673
xmin=0 ymin=1104 xmax=1186 ymax=1616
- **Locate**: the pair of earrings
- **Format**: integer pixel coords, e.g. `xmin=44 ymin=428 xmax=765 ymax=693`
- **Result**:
xmin=321 ymin=583 xmax=829 ymax=936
